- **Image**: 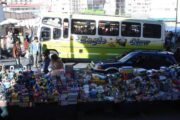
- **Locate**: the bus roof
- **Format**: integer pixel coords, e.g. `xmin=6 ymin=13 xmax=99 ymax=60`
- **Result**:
xmin=40 ymin=12 xmax=164 ymax=24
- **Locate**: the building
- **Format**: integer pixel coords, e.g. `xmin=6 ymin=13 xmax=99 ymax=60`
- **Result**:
xmin=40 ymin=0 xmax=88 ymax=14
xmin=87 ymin=0 xmax=105 ymax=10
xmin=0 ymin=2 xmax=5 ymax=22
xmin=124 ymin=0 xmax=177 ymax=20
xmin=115 ymin=0 xmax=125 ymax=16
xmin=0 ymin=1 xmax=6 ymax=36
xmin=149 ymin=0 xmax=177 ymax=20
xmin=1 ymin=0 xmax=178 ymax=20
xmin=104 ymin=0 xmax=116 ymax=15
xmin=125 ymin=0 xmax=151 ymax=18
xmin=3 ymin=0 xmax=40 ymax=14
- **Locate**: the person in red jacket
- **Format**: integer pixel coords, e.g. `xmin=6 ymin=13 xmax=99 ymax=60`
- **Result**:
xmin=13 ymin=40 xmax=22 ymax=67
xmin=24 ymin=38 xmax=29 ymax=51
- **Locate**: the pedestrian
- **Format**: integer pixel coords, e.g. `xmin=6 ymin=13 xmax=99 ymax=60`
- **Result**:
xmin=25 ymin=40 xmax=33 ymax=70
xmin=41 ymin=50 xmax=50 ymax=74
xmin=30 ymin=37 xmax=40 ymax=68
xmin=24 ymin=37 xmax=29 ymax=57
xmin=12 ymin=40 xmax=22 ymax=67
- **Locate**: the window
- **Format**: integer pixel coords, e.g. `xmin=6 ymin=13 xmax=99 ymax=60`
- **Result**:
xmin=40 ymin=27 xmax=51 ymax=41
xmin=53 ymin=28 xmax=61 ymax=39
xmin=63 ymin=18 xmax=69 ymax=38
xmin=98 ymin=21 xmax=119 ymax=36
xmin=71 ymin=19 xmax=96 ymax=35
xmin=129 ymin=54 xmax=148 ymax=67
xmin=42 ymin=17 xmax=61 ymax=27
xmin=148 ymin=55 xmax=171 ymax=69
xmin=143 ymin=23 xmax=161 ymax=38
xmin=121 ymin=22 xmax=141 ymax=37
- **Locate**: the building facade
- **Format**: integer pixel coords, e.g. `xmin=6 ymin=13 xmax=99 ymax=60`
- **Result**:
xmin=125 ymin=0 xmax=151 ymax=18
xmin=0 ymin=2 xmax=5 ymax=22
xmin=115 ymin=0 xmax=125 ymax=16
xmin=40 ymin=0 xmax=88 ymax=14
xmin=87 ymin=0 xmax=105 ymax=10
xmin=3 ymin=0 xmax=40 ymax=14
xmin=1 ymin=0 xmax=178 ymax=20
xmin=125 ymin=0 xmax=177 ymax=20
xmin=149 ymin=0 xmax=177 ymax=20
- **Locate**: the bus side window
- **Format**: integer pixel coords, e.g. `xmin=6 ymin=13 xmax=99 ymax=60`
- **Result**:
xmin=121 ymin=22 xmax=141 ymax=37
xmin=71 ymin=19 xmax=96 ymax=35
xmin=41 ymin=27 xmax=51 ymax=41
xmin=63 ymin=18 xmax=69 ymax=38
xmin=143 ymin=23 xmax=161 ymax=38
xmin=98 ymin=21 xmax=119 ymax=36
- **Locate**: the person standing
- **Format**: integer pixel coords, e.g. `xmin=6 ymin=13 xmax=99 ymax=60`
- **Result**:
xmin=26 ymin=40 xmax=33 ymax=70
xmin=24 ymin=37 xmax=29 ymax=57
xmin=30 ymin=37 xmax=40 ymax=68
xmin=13 ymin=40 xmax=22 ymax=67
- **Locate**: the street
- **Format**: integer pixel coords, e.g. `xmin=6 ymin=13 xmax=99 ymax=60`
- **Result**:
xmin=4 ymin=101 xmax=180 ymax=120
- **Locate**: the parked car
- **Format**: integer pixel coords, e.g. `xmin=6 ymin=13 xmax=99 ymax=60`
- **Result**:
xmin=91 ymin=50 xmax=177 ymax=74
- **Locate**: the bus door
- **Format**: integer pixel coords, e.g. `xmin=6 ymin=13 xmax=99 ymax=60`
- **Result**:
xmin=63 ymin=18 xmax=69 ymax=40
xmin=39 ymin=25 xmax=52 ymax=53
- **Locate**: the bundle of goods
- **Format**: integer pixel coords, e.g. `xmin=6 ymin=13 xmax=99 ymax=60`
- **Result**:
xmin=0 ymin=64 xmax=180 ymax=107
xmin=84 ymin=65 xmax=180 ymax=102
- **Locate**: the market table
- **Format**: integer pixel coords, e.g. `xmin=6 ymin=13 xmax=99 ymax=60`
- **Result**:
xmin=0 ymin=63 xmax=180 ymax=120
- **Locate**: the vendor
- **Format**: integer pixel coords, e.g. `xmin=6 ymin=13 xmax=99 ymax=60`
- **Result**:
xmin=48 ymin=54 xmax=64 ymax=77
xmin=41 ymin=50 xmax=50 ymax=74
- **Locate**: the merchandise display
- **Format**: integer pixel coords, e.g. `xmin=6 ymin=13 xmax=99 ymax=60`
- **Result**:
xmin=0 ymin=63 xmax=180 ymax=107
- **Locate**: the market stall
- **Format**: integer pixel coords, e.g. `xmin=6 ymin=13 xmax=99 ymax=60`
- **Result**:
xmin=0 ymin=63 xmax=180 ymax=108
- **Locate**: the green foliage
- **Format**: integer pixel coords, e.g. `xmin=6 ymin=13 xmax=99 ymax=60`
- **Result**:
xmin=80 ymin=9 xmax=105 ymax=15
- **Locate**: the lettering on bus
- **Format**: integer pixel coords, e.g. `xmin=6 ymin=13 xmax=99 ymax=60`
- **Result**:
xmin=129 ymin=38 xmax=151 ymax=46
xmin=77 ymin=36 xmax=107 ymax=45
xmin=77 ymin=36 xmax=128 ymax=47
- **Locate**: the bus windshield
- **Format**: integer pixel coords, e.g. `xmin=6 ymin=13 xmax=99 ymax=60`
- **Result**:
xmin=42 ymin=17 xmax=62 ymax=27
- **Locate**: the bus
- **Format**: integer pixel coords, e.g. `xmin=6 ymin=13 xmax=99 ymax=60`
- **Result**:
xmin=36 ymin=12 xmax=165 ymax=61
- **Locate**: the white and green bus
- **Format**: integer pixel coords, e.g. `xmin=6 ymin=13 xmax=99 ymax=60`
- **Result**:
xmin=37 ymin=12 xmax=165 ymax=61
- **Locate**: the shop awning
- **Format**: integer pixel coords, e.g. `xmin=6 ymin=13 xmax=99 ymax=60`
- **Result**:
xmin=0 ymin=18 xmax=19 ymax=26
